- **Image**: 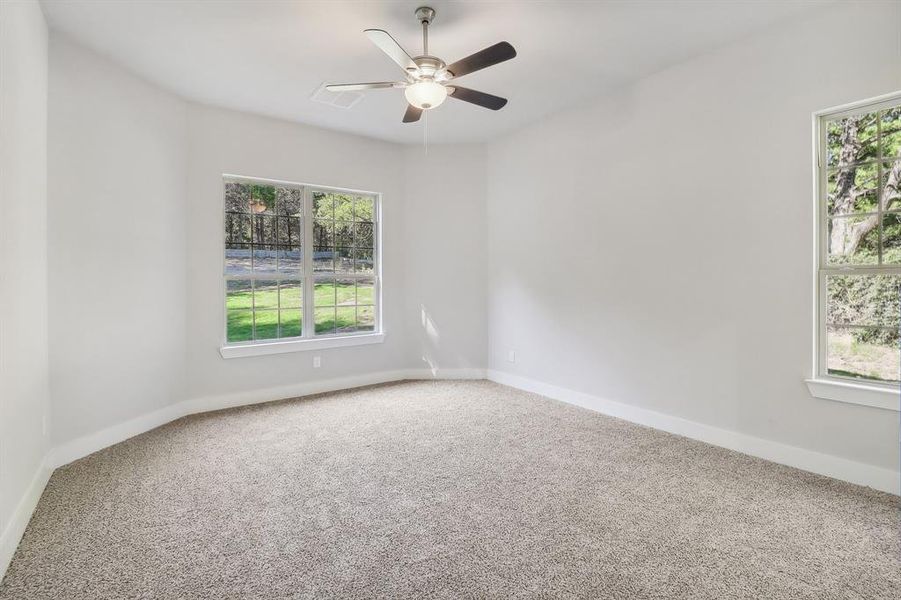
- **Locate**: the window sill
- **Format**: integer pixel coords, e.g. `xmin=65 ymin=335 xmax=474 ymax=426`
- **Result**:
xmin=220 ymin=333 xmax=385 ymax=359
xmin=805 ymin=378 xmax=899 ymax=412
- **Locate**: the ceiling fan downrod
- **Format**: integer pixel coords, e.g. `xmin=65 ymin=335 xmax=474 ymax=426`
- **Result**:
xmin=415 ymin=6 xmax=435 ymax=56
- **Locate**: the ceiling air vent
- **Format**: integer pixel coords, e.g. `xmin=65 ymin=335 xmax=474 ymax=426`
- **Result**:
xmin=310 ymin=83 xmax=364 ymax=109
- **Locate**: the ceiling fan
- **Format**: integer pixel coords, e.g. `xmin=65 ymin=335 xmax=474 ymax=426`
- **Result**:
xmin=326 ymin=6 xmax=516 ymax=123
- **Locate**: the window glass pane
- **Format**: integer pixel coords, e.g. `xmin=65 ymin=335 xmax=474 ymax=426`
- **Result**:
xmin=826 ymin=215 xmax=878 ymax=265
xmin=882 ymin=213 xmax=901 ymax=264
xmin=827 ymin=325 xmax=899 ymax=383
xmin=279 ymin=309 xmax=302 ymax=338
xmin=334 ymin=194 xmax=354 ymax=221
xmin=882 ymin=160 xmax=900 ymax=213
xmin=225 ymin=182 xmax=250 ymax=213
xmin=225 ymin=243 xmax=252 ymax=275
xmin=289 ymin=219 xmax=302 ymax=245
xmin=827 ymin=163 xmax=879 ymax=216
xmin=225 ymin=213 xmax=252 ymax=244
xmin=336 ymin=307 xmax=356 ymax=333
xmin=315 ymin=307 xmax=336 ymax=335
xmin=354 ymin=222 xmax=374 ymax=248
xmin=826 ymin=112 xmax=878 ymax=168
xmin=226 ymin=280 xmax=253 ymax=310
xmin=355 ymin=197 xmax=374 ymax=223
xmin=276 ymin=217 xmax=297 ymax=246
xmin=880 ymin=108 xmax=901 ymax=159
xmin=279 ymin=281 xmax=301 ymax=308
xmin=227 ymin=310 xmax=253 ymax=342
xmin=253 ymin=215 xmax=277 ymax=245
xmin=354 ymin=248 xmax=374 ymax=274
xmin=276 ymin=186 xmax=302 ymax=217
xmin=275 ymin=216 xmax=302 ymax=248
xmin=313 ymin=192 xmax=333 ymax=219
xmin=252 ymin=246 xmax=278 ymax=274
xmin=277 ymin=246 xmax=302 ymax=273
xmin=313 ymin=220 xmax=333 ymax=247
xmin=249 ymin=184 xmax=276 ymax=215
xmin=357 ymin=306 xmax=375 ymax=332
xmin=335 ymin=222 xmax=353 ymax=247
xmin=314 ymin=279 xmax=336 ymax=307
xmin=253 ymin=280 xmax=279 ymax=310
xmin=335 ymin=247 xmax=353 ymax=274
xmin=356 ymin=278 xmax=375 ymax=305
xmin=313 ymin=247 xmax=334 ymax=272
xmin=254 ymin=310 xmax=279 ymax=340
xmin=336 ymin=278 xmax=356 ymax=305
xmin=827 ymin=274 xmax=901 ymax=328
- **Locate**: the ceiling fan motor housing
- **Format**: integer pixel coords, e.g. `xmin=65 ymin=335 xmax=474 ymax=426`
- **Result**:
xmin=411 ymin=56 xmax=447 ymax=80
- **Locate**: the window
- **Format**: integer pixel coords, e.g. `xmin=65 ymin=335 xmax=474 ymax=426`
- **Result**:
xmin=223 ymin=176 xmax=380 ymax=354
xmin=816 ymin=95 xmax=901 ymax=387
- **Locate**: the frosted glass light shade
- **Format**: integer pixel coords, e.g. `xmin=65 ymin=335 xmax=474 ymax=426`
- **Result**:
xmin=404 ymin=81 xmax=448 ymax=110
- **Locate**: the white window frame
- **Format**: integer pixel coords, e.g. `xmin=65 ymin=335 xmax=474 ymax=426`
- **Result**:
xmin=219 ymin=175 xmax=384 ymax=359
xmin=807 ymin=92 xmax=901 ymax=411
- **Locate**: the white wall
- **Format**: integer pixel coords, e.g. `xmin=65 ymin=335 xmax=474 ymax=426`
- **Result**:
xmin=48 ymin=35 xmax=188 ymax=445
xmin=0 ymin=0 xmax=50 ymax=570
xmin=486 ymin=1 xmax=901 ymax=473
xmin=403 ymin=144 xmax=488 ymax=374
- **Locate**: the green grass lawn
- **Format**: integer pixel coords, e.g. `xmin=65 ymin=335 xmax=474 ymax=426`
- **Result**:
xmin=226 ymin=281 xmax=374 ymax=342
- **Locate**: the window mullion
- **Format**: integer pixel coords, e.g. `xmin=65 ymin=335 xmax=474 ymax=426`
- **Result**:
xmin=877 ymin=114 xmax=884 ymax=265
xmin=302 ymin=186 xmax=315 ymax=339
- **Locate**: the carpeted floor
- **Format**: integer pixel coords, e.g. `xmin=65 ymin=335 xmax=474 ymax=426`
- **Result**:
xmin=1 ymin=380 xmax=898 ymax=599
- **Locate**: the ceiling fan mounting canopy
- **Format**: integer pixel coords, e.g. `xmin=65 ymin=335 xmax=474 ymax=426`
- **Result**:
xmin=414 ymin=6 xmax=436 ymax=25
xmin=325 ymin=6 xmax=516 ymax=123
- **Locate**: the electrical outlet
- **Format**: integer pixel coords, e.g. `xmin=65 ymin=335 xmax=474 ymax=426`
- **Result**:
xmin=313 ymin=356 xmax=321 ymax=368
xmin=508 ymin=350 xmax=516 ymax=363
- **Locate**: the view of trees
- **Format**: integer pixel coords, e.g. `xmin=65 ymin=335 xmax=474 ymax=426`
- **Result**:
xmin=825 ymin=106 xmax=901 ymax=381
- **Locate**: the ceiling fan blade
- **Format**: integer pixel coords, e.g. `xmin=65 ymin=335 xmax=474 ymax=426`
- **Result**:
xmin=365 ymin=29 xmax=418 ymax=74
xmin=325 ymin=82 xmax=405 ymax=92
xmin=448 ymin=86 xmax=508 ymax=111
xmin=403 ymin=104 xmax=423 ymax=123
xmin=445 ymin=41 xmax=516 ymax=79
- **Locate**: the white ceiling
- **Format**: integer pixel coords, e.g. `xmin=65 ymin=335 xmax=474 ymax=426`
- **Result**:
xmin=40 ymin=0 xmax=828 ymax=145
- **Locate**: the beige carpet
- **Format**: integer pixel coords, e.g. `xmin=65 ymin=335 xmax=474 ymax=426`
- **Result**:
xmin=1 ymin=380 xmax=898 ymax=599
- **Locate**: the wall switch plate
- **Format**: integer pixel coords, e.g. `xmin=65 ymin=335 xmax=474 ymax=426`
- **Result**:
xmin=508 ymin=350 xmax=516 ymax=363
xmin=313 ymin=356 xmax=321 ymax=368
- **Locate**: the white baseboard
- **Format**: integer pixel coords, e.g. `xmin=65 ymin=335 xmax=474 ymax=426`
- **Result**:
xmin=0 ymin=455 xmax=52 ymax=581
xmin=48 ymin=403 xmax=184 ymax=470
xmin=51 ymin=367 xmax=486 ymax=469
xmin=487 ymin=369 xmax=900 ymax=496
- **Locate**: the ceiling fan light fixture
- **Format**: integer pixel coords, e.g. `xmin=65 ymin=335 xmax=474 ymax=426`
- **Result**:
xmin=404 ymin=80 xmax=447 ymax=110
